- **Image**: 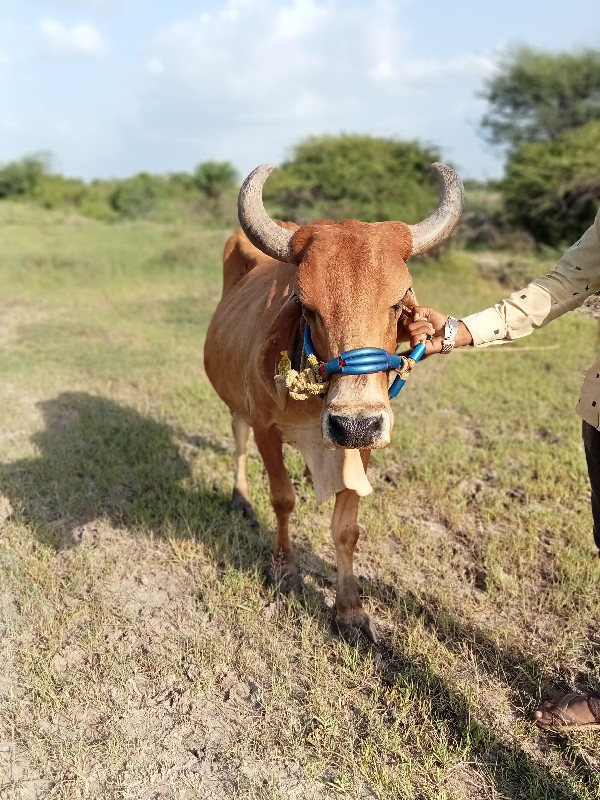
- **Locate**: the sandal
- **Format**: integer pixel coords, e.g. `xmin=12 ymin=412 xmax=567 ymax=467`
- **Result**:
xmin=534 ymin=691 xmax=600 ymax=729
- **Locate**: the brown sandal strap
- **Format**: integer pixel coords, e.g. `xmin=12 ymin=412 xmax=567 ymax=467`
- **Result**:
xmin=545 ymin=692 xmax=600 ymax=727
xmin=587 ymin=693 xmax=600 ymax=722
xmin=551 ymin=692 xmax=588 ymax=726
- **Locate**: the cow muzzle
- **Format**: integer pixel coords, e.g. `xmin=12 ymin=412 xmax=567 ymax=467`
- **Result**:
xmin=322 ymin=377 xmax=392 ymax=448
xmin=323 ymin=409 xmax=391 ymax=449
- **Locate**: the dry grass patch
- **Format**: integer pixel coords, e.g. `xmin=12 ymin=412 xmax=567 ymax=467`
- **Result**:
xmin=1 ymin=210 xmax=600 ymax=798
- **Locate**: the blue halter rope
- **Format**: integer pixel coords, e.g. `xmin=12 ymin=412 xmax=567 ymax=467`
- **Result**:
xmin=302 ymin=325 xmax=428 ymax=399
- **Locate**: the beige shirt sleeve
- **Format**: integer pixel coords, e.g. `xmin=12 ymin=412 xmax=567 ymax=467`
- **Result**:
xmin=462 ymin=210 xmax=600 ymax=346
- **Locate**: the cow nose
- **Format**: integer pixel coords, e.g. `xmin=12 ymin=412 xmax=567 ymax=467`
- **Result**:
xmin=327 ymin=414 xmax=384 ymax=448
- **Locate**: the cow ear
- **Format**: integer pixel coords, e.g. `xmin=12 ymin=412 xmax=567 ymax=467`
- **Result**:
xmin=403 ymin=287 xmax=417 ymax=309
xmin=261 ymin=293 xmax=303 ymax=411
xmin=289 ymin=226 xmax=313 ymax=265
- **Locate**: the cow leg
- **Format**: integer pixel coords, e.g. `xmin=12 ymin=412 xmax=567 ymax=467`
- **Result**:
xmin=331 ymin=450 xmax=378 ymax=644
xmin=231 ymin=412 xmax=256 ymax=522
xmin=253 ymin=425 xmax=299 ymax=592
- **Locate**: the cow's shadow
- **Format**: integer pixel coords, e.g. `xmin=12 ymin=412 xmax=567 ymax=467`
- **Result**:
xmin=0 ymin=391 xmax=276 ymax=575
xmin=1 ymin=391 xmax=595 ymax=799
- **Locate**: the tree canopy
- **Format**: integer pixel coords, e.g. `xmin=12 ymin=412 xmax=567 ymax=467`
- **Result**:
xmin=263 ymin=134 xmax=444 ymax=225
xmin=193 ymin=161 xmax=238 ymax=199
xmin=503 ymin=120 xmax=600 ymax=246
xmin=481 ymin=46 xmax=600 ymax=152
xmin=479 ymin=46 xmax=600 ymax=245
xmin=0 ymin=152 xmax=51 ymax=199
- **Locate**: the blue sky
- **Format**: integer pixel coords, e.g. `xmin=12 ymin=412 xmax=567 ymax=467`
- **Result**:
xmin=1 ymin=0 xmax=599 ymax=183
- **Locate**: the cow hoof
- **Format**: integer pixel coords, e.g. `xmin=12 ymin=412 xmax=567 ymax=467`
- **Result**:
xmin=335 ymin=614 xmax=379 ymax=646
xmin=231 ymin=488 xmax=257 ymax=524
xmin=281 ymin=570 xmax=303 ymax=595
xmin=272 ymin=563 xmax=302 ymax=594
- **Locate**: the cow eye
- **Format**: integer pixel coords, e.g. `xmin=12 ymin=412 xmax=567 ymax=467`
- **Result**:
xmin=391 ymin=301 xmax=405 ymax=315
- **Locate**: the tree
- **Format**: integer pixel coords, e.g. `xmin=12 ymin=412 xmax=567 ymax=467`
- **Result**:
xmin=263 ymin=134 xmax=444 ymax=224
xmin=503 ymin=120 xmax=600 ymax=246
xmin=193 ymin=161 xmax=238 ymax=199
xmin=0 ymin=152 xmax=51 ymax=198
xmin=35 ymin=174 xmax=88 ymax=210
xmin=109 ymin=173 xmax=167 ymax=219
xmin=481 ymin=46 xmax=600 ymax=152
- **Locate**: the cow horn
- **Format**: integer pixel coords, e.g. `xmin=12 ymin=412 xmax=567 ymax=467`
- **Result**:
xmin=238 ymin=164 xmax=294 ymax=262
xmin=408 ymin=163 xmax=464 ymax=257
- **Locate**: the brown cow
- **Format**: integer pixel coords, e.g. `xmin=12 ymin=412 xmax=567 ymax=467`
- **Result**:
xmin=204 ymin=163 xmax=463 ymax=642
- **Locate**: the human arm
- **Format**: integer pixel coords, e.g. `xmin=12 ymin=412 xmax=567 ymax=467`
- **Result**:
xmin=401 ymin=210 xmax=600 ymax=353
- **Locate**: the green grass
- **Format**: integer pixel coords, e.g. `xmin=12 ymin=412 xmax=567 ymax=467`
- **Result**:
xmin=1 ymin=203 xmax=600 ymax=799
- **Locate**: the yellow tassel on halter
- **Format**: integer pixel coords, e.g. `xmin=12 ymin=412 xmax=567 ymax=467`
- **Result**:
xmin=277 ymin=350 xmax=292 ymax=377
xmin=275 ymin=349 xmax=328 ymax=400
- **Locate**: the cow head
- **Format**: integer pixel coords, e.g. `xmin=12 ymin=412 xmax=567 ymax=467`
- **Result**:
xmin=239 ymin=163 xmax=463 ymax=450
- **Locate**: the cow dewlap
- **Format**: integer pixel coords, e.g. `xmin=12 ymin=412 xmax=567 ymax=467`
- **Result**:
xmin=296 ymin=440 xmax=373 ymax=504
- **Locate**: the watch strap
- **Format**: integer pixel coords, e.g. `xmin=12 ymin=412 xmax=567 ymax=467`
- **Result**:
xmin=441 ymin=316 xmax=459 ymax=354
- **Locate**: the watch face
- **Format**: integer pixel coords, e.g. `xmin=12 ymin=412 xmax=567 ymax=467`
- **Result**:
xmin=444 ymin=317 xmax=458 ymax=341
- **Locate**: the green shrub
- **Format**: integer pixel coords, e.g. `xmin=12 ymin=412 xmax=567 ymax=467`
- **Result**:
xmin=34 ymin=175 xmax=88 ymax=210
xmin=0 ymin=153 xmax=50 ymax=199
xmin=503 ymin=120 xmax=600 ymax=246
xmin=193 ymin=161 xmax=238 ymax=200
xmin=262 ymin=134 xmax=444 ymax=224
xmin=109 ymin=173 xmax=168 ymax=219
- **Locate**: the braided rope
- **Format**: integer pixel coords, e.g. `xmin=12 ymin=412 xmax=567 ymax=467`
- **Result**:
xmin=275 ymin=350 xmax=328 ymax=400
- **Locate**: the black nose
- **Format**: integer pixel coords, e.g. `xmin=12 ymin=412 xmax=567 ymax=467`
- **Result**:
xmin=327 ymin=414 xmax=384 ymax=448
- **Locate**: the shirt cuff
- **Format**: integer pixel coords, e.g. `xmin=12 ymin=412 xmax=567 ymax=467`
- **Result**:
xmin=461 ymin=308 xmax=507 ymax=346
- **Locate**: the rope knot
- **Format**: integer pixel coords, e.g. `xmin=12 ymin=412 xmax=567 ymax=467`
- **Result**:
xmin=275 ymin=350 xmax=328 ymax=400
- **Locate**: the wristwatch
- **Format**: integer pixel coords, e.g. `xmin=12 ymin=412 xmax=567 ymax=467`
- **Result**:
xmin=441 ymin=316 xmax=459 ymax=354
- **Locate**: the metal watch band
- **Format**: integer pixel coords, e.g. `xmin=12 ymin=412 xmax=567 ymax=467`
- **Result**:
xmin=441 ymin=316 xmax=459 ymax=354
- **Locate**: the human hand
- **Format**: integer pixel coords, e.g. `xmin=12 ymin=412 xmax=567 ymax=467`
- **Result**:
xmin=400 ymin=306 xmax=473 ymax=355
xmin=400 ymin=306 xmax=447 ymax=355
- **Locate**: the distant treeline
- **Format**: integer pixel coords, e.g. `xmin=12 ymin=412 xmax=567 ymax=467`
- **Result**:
xmin=1 ymin=45 xmax=599 ymax=248
xmin=0 ymin=154 xmax=241 ymax=228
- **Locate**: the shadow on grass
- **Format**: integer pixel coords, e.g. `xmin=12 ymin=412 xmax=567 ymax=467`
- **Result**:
xmin=0 ymin=391 xmax=276 ymax=570
xmin=367 ymin=586 xmax=598 ymax=800
xmin=306 ymin=565 xmax=600 ymax=799
xmin=0 ymin=391 xmax=594 ymax=799
xmin=375 ymin=637 xmax=595 ymax=800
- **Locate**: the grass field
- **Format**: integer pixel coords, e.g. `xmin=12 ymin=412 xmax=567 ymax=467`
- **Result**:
xmin=1 ymin=202 xmax=600 ymax=799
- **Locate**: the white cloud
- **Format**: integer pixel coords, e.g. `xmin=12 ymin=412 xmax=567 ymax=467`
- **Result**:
xmin=137 ymin=0 xmax=490 ymax=152
xmin=273 ymin=0 xmax=328 ymax=40
xmin=39 ymin=18 xmax=106 ymax=57
xmin=144 ymin=56 xmax=164 ymax=76
xmin=142 ymin=0 xmax=492 ymax=111
xmin=11 ymin=0 xmax=508 ymax=181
